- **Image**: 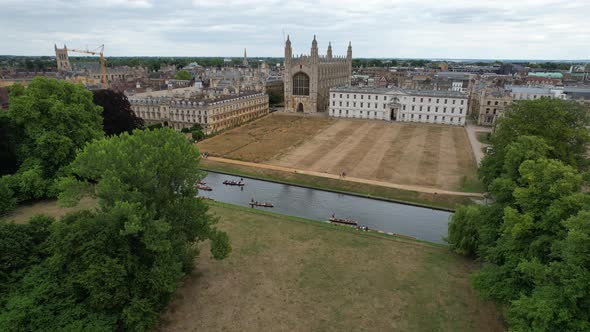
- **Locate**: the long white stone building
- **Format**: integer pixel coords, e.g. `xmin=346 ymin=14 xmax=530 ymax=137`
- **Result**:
xmin=329 ymin=86 xmax=468 ymax=126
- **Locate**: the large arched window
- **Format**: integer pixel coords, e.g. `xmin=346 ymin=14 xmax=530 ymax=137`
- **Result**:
xmin=293 ymin=72 xmax=310 ymax=96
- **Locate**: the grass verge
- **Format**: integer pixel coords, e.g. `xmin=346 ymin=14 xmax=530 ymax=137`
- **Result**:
xmin=0 ymin=197 xmax=98 ymax=224
xmin=159 ymin=202 xmax=503 ymax=331
xmin=200 ymin=159 xmax=474 ymax=210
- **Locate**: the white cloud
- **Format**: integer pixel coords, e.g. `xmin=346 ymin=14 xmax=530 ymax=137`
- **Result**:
xmin=0 ymin=0 xmax=588 ymax=59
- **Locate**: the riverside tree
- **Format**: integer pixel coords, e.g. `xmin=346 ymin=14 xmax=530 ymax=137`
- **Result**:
xmin=0 ymin=128 xmax=230 ymax=331
xmin=447 ymin=98 xmax=590 ymax=331
xmin=479 ymin=98 xmax=590 ymax=187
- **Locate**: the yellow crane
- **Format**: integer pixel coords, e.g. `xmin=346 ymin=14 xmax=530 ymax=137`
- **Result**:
xmin=69 ymin=44 xmax=108 ymax=89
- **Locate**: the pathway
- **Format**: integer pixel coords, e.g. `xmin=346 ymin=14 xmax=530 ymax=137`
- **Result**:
xmin=205 ymin=156 xmax=484 ymax=198
xmin=465 ymin=124 xmax=492 ymax=165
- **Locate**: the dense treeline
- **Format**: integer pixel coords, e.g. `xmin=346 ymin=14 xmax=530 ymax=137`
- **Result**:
xmin=447 ymin=98 xmax=590 ymax=331
xmin=0 ymin=78 xmax=104 ymax=213
xmin=0 ymin=79 xmax=145 ymax=215
xmin=0 ymin=78 xmax=230 ymax=330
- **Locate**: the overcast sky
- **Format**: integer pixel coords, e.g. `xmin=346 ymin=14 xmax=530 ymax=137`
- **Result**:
xmin=1 ymin=0 xmax=588 ymax=59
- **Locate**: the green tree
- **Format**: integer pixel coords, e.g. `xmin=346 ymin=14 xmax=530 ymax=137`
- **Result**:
xmin=0 ymin=177 xmax=17 ymax=215
xmin=191 ymin=129 xmax=205 ymax=141
xmin=480 ymin=99 xmax=590 ymax=187
xmin=4 ymin=77 xmax=103 ymax=200
xmin=0 ymin=128 xmax=230 ymax=331
xmin=268 ymin=89 xmax=283 ymax=105
xmin=174 ymin=70 xmax=192 ymax=80
xmin=0 ymin=215 xmax=53 ymax=307
xmin=93 ymin=89 xmax=144 ymax=136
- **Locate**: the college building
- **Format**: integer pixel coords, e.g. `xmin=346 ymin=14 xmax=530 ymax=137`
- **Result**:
xmin=129 ymin=89 xmax=269 ymax=134
xmin=329 ymin=86 xmax=468 ymax=126
xmin=283 ymin=35 xmax=352 ymax=113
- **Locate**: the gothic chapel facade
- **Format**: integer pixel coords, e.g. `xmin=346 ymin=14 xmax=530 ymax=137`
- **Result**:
xmin=284 ymin=36 xmax=352 ymax=113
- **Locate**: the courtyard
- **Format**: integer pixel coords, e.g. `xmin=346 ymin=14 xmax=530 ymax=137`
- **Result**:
xmin=198 ymin=113 xmax=480 ymax=192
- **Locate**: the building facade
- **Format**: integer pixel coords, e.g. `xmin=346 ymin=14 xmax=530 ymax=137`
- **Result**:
xmin=129 ymin=91 xmax=269 ymax=134
xmin=284 ymin=36 xmax=352 ymax=113
xmin=329 ymin=87 xmax=395 ymax=121
xmin=54 ymin=45 xmax=71 ymax=72
xmin=329 ymin=86 xmax=468 ymax=126
xmin=396 ymin=90 xmax=468 ymax=126
xmin=476 ymin=89 xmax=512 ymax=126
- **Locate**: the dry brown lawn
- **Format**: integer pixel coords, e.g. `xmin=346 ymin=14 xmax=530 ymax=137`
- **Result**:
xmin=0 ymin=197 xmax=98 ymax=224
xmin=158 ymin=203 xmax=503 ymax=331
xmin=197 ymin=113 xmax=335 ymax=163
xmin=198 ymin=114 xmax=479 ymax=192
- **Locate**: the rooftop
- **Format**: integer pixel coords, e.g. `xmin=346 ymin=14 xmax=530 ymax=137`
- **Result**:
xmin=330 ymin=86 xmax=468 ymax=98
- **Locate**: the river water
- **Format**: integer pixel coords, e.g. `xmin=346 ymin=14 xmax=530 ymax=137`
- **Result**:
xmin=198 ymin=172 xmax=452 ymax=244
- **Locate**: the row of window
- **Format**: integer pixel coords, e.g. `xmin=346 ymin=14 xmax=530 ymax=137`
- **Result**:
xmin=404 ymin=105 xmax=463 ymax=114
xmin=331 ymin=109 xmax=385 ymax=116
xmin=332 ymin=93 xmax=388 ymax=101
xmin=486 ymin=100 xmax=508 ymax=106
xmin=403 ymin=113 xmax=461 ymax=123
xmin=410 ymin=97 xmax=464 ymax=105
xmin=331 ymin=101 xmax=387 ymax=109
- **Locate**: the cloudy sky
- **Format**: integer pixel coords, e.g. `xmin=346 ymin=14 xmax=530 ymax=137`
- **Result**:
xmin=1 ymin=0 xmax=588 ymax=59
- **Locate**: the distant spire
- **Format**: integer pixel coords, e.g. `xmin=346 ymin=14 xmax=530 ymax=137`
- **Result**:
xmin=347 ymin=41 xmax=352 ymax=61
xmin=243 ymin=48 xmax=248 ymax=66
xmin=311 ymin=35 xmax=318 ymax=59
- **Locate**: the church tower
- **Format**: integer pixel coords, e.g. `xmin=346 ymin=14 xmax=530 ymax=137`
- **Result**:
xmin=54 ymin=44 xmax=71 ymax=72
xmin=243 ymin=48 xmax=249 ymax=66
xmin=327 ymin=42 xmax=333 ymax=61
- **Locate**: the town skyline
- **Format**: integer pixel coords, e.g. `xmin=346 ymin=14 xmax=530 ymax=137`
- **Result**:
xmin=1 ymin=0 xmax=589 ymax=59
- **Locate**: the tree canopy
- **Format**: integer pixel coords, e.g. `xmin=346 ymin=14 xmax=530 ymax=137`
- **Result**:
xmin=0 ymin=78 xmax=103 ymax=214
xmin=174 ymin=70 xmax=192 ymax=80
xmin=93 ymin=89 xmax=144 ymax=136
xmin=0 ymin=128 xmax=230 ymax=331
xmin=447 ymin=98 xmax=590 ymax=331
xmin=480 ymin=98 xmax=590 ymax=187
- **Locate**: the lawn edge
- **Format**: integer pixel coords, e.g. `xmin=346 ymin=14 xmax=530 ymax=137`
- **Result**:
xmin=200 ymin=165 xmax=461 ymax=212
xmin=207 ymin=200 xmax=448 ymax=248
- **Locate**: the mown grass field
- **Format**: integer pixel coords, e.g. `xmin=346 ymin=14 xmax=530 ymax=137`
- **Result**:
xmin=198 ymin=113 xmax=482 ymax=193
xmin=159 ymin=202 xmax=502 ymax=331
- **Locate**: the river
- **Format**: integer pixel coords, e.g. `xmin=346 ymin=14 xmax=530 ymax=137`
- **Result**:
xmin=198 ymin=172 xmax=452 ymax=244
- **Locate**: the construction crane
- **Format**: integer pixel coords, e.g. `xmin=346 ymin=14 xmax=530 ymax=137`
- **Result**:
xmin=69 ymin=44 xmax=108 ymax=89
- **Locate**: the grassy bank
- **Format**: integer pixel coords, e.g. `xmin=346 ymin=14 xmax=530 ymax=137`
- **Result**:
xmin=200 ymin=159 xmax=474 ymax=210
xmin=159 ymin=202 xmax=502 ymax=331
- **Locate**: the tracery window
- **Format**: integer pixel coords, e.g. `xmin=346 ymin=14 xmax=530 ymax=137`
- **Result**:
xmin=293 ymin=72 xmax=310 ymax=96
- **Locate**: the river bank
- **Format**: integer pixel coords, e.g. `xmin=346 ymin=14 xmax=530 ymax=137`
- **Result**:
xmin=199 ymin=171 xmax=452 ymax=243
xmin=200 ymin=159 xmax=475 ymax=210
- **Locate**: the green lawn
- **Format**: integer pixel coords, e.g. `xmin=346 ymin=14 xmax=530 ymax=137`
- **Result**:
xmin=159 ymin=202 xmax=503 ymax=331
xmin=200 ymin=159 xmax=476 ymax=211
